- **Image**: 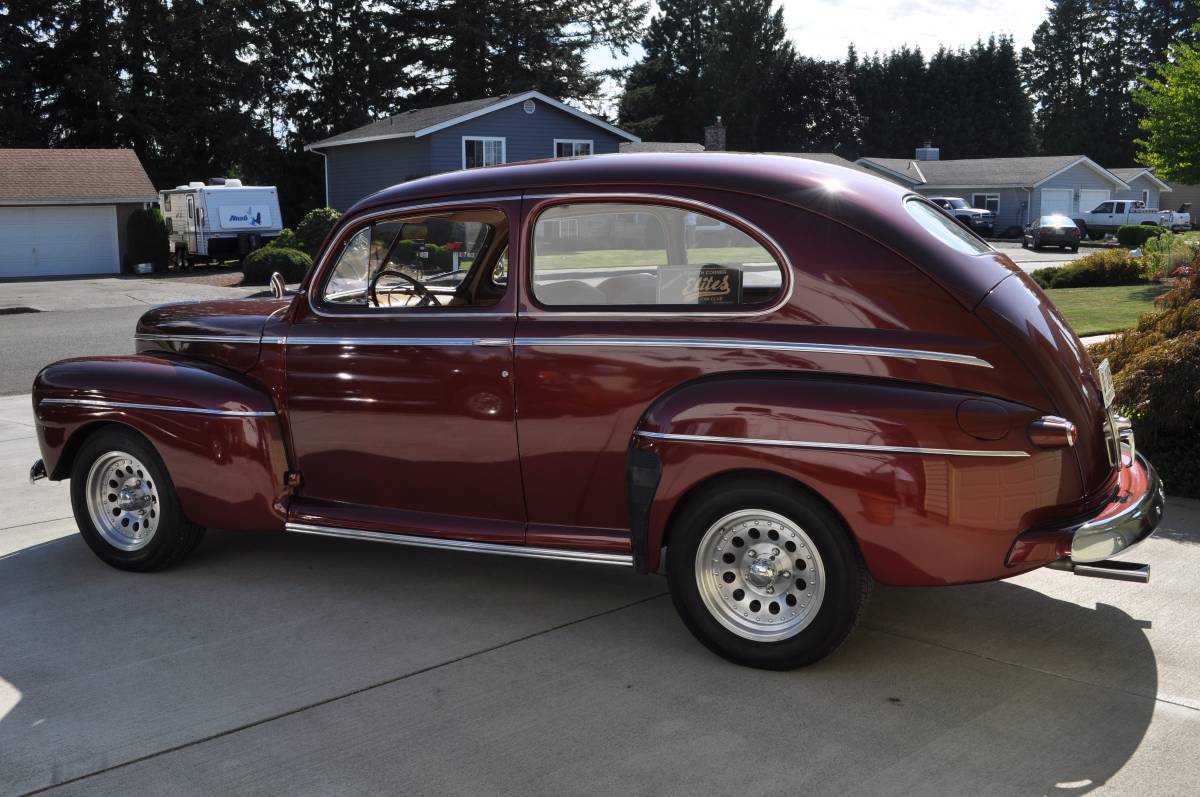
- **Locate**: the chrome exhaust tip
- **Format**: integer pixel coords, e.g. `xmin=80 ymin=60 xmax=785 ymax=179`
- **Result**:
xmin=29 ymin=458 xmax=46 ymax=485
xmin=1047 ymin=558 xmax=1150 ymax=583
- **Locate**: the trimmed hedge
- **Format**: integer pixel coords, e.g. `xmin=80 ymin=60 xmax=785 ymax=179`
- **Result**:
xmin=1116 ymin=224 xmax=1165 ymax=248
xmin=126 ymin=207 xmax=170 ymax=273
xmin=242 ymin=246 xmax=312 ymax=285
xmin=1089 ymin=272 xmax=1200 ymax=497
xmin=1030 ymin=249 xmax=1145 ymax=289
xmin=296 ymin=207 xmax=341 ymax=257
xmin=268 ymin=227 xmax=299 ymax=250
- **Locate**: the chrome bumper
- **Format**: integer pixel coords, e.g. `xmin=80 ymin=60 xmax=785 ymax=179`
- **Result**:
xmin=1070 ymin=450 xmax=1163 ymax=563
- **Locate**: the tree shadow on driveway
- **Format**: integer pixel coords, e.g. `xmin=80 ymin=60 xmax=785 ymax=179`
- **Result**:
xmin=0 ymin=529 xmax=1158 ymax=796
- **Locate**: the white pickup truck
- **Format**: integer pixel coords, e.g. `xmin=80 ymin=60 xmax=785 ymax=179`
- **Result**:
xmin=1078 ymin=199 xmax=1191 ymax=239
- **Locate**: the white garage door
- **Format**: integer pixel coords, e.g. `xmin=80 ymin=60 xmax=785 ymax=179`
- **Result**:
xmin=0 ymin=205 xmax=120 ymax=278
xmin=1040 ymin=188 xmax=1074 ymax=217
xmin=1079 ymin=189 xmax=1111 ymax=215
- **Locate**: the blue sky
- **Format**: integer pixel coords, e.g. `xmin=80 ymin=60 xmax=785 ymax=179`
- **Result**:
xmin=587 ymin=0 xmax=1049 ymax=71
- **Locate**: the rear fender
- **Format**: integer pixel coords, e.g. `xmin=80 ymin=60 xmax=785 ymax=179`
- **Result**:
xmin=631 ymin=373 xmax=1082 ymax=585
xmin=33 ymin=355 xmax=289 ymax=530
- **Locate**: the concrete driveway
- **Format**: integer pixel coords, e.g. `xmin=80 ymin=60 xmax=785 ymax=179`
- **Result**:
xmin=992 ymin=241 xmax=1089 ymax=272
xmin=2 ymin=393 xmax=1198 ymax=796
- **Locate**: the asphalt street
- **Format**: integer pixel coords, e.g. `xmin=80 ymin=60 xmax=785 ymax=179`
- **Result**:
xmin=1 ymin=392 xmax=1198 ymax=795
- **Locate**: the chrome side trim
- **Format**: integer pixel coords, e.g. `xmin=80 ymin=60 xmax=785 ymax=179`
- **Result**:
xmin=515 ymin=337 xmax=992 ymax=369
xmin=284 ymin=337 xmax=491 ymax=347
xmin=135 ymin=333 xmax=262 ymax=344
xmin=286 ymin=522 xmax=634 ymax=566
xmin=39 ymin=398 xmax=276 ymax=418
xmin=637 ymin=430 xmax=1029 ymax=458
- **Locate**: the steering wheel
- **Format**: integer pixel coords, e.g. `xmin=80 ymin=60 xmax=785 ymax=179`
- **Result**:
xmin=368 ymin=268 xmax=442 ymax=308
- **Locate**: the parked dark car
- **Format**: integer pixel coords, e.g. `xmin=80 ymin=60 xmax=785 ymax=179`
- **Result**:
xmin=927 ymin=196 xmax=996 ymax=236
xmin=1023 ymin=214 xmax=1082 ymax=252
xmin=29 ymin=154 xmax=1162 ymax=670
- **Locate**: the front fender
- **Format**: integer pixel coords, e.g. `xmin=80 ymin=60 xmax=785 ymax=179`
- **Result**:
xmin=633 ymin=374 xmax=1083 ymax=585
xmin=33 ymin=355 xmax=289 ymax=531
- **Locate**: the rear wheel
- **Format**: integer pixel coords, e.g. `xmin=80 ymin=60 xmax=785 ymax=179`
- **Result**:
xmin=666 ymin=480 xmax=870 ymax=669
xmin=70 ymin=427 xmax=205 ymax=571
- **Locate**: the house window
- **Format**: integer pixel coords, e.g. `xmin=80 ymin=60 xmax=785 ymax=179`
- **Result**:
xmin=972 ymin=193 xmax=1000 ymax=213
xmin=163 ymin=194 xmax=172 ymax=211
xmin=1141 ymin=189 xmax=1150 ymax=206
xmin=554 ymin=139 xmax=593 ymax=158
xmin=462 ymin=137 xmax=505 ymax=169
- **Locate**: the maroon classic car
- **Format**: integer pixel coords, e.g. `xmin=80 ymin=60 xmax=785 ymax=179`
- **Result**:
xmin=30 ymin=154 xmax=1163 ymax=669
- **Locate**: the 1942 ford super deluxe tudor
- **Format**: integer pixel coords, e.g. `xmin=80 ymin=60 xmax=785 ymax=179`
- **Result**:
xmin=29 ymin=154 xmax=1164 ymax=669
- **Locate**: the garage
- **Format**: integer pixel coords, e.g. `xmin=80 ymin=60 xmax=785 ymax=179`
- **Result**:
xmin=1040 ymin=188 xmax=1074 ymax=217
xmin=0 ymin=148 xmax=156 ymax=279
xmin=1079 ymin=189 xmax=1111 ymax=215
xmin=0 ymin=205 xmax=120 ymax=277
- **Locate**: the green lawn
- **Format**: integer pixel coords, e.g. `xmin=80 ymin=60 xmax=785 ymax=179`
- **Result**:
xmin=1045 ymin=283 xmax=1168 ymax=337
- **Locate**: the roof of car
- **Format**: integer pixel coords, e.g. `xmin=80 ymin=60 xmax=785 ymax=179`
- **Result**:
xmin=352 ymin=152 xmax=912 ymax=218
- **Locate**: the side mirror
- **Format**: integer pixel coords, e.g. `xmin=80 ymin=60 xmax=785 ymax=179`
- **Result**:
xmin=269 ymin=271 xmax=291 ymax=299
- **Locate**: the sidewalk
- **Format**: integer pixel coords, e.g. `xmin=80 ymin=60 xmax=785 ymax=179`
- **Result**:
xmin=0 ymin=272 xmax=262 ymax=313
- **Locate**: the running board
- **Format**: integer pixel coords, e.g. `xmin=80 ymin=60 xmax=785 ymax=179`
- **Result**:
xmin=1047 ymin=558 xmax=1150 ymax=583
xmin=286 ymin=522 xmax=634 ymax=567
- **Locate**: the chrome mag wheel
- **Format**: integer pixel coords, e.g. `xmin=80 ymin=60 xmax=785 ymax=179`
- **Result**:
xmin=85 ymin=450 xmax=160 ymax=551
xmin=695 ymin=509 xmax=826 ymax=642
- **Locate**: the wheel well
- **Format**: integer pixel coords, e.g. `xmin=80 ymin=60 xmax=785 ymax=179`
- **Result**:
xmin=660 ymin=468 xmax=863 ymax=563
xmin=51 ymin=421 xmax=129 ymax=480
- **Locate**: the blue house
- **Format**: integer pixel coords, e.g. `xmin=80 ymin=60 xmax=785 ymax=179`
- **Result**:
xmin=305 ymin=90 xmax=640 ymax=211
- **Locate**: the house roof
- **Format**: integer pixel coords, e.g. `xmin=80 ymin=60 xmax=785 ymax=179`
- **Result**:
xmin=1109 ymin=167 xmax=1172 ymax=192
xmin=619 ymin=141 xmax=705 ymax=153
xmin=0 ymin=148 xmax=157 ymax=205
xmin=305 ymin=90 xmax=640 ymax=151
xmin=856 ymin=155 xmax=1128 ymax=190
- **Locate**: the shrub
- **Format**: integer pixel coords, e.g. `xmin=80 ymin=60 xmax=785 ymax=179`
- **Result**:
xmin=268 ymin=228 xmax=299 ymax=250
xmin=126 ymin=207 xmax=170 ymax=273
xmin=1116 ymin=224 xmax=1165 ymax=248
xmin=1089 ymin=272 xmax=1200 ymax=496
xmin=1032 ymin=249 xmax=1146 ymax=289
xmin=241 ymin=246 xmax=312 ymax=285
xmin=1141 ymin=230 xmax=1200 ymax=280
xmin=295 ymin=207 xmax=341 ymax=257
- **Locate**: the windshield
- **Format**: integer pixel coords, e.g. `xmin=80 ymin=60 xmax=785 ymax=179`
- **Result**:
xmin=945 ymin=198 xmax=969 ymax=209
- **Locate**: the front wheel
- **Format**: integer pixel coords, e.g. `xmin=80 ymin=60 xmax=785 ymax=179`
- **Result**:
xmin=70 ymin=427 xmax=205 ymax=571
xmin=666 ymin=480 xmax=870 ymax=669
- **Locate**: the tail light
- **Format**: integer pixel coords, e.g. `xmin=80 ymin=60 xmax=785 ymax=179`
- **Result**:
xmin=1029 ymin=416 xmax=1077 ymax=448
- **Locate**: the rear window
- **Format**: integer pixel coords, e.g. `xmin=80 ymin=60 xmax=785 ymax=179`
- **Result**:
xmin=530 ymin=202 xmax=784 ymax=308
xmin=905 ymin=199 xmax=992 ymax=255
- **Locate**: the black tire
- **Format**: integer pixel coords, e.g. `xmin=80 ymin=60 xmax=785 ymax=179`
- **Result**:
xmin=665 ymin=479 xmax=871 ymax=669
xmin=1021 ymin=239 xmax=1028 ymax=249
xmin=1069 ymin=246 xmax=1079 ymax=253
xmin=70 ymin=427 xmax=205 ymax=571
xmin=1088 ymin=231 xmax=1105 ymax=241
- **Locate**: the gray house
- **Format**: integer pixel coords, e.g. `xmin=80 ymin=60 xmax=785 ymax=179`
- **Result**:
xmin=0 ymin=148 xmax=156 ymax=278
xmin=1109 ymin=168 xmax=1173 ymax=210
xmin=857 ymin=149 xmax=1133 ymax=233
xmin=306 ymin=90 xmax=640 ymax=211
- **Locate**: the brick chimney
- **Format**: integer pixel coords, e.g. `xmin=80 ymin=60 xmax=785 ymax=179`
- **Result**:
xmin=915 ymin=140 xmax=940 ymax=161
xmin=704 ymin=116 xmax=727 ymax=152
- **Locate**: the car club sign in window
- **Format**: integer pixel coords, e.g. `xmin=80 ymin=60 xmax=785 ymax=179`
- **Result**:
xmin=530 ymin=202 xmax=782 ymax=308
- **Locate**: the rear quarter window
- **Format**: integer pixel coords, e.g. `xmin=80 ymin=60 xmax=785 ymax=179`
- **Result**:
xmin=530 ymin=202 xmax=785 ymax=309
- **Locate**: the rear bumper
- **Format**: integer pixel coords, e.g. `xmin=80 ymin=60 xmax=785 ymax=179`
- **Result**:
xmin=1008 ymin=448 xmax=1164 ymax=567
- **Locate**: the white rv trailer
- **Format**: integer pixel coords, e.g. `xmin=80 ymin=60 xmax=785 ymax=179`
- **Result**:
xmin=160 ymin=178 xmax=282 ymax=266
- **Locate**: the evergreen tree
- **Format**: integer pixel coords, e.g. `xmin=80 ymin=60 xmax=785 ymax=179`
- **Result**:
xmin=1140 ymin=0 xmax=1200 ymax=66
xmin=0 ymin=1 xmax=53 ymax=145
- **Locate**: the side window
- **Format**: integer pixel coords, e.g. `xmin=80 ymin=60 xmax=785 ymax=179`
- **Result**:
xmin=321 ymin=208 xmax=507 ymax=310
xmin=530 ymin=202 xmax=784 ymax=308
xmin=1095 ymin=202 xmax=1113 ymax=214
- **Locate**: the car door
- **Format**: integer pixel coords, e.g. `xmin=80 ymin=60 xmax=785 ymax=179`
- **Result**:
xmin=283 ymin=200 xmax=525 ymax=541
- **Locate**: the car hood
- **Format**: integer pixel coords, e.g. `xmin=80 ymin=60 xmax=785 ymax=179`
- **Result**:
xmin=136 ymin=297 xmax=291 ymax=372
